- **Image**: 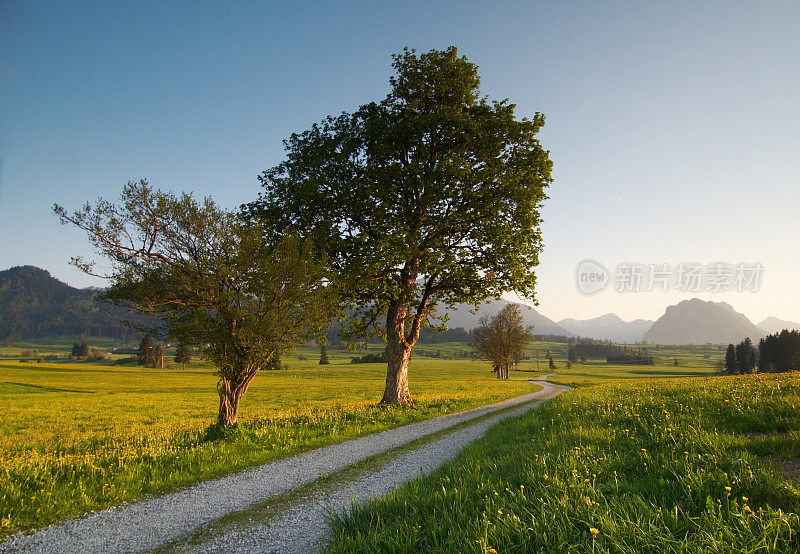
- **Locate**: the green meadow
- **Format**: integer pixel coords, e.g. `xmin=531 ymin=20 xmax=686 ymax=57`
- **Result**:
xmin=0 ymin=335 xmax=778 ymax=548
xmin=0 ymin=341 xmax=535 ymax=538
xmin=327 ymin=373 xmax=800 ymax=552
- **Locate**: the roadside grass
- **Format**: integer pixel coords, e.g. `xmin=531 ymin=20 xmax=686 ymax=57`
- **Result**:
xmin=0 ymin=354 xmax=536 ymax=538
xmin=327 ymin=373 xmax=800 ymax=552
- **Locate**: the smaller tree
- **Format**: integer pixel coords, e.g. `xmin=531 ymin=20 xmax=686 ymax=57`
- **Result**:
xmin=55 ymin=181 xmax=333 ymax=426
xmin=154 ymin=342 xmax=165 ymax=369
xmin=265 ymin=353 xmax=282 ymax=371
xmin=174 ymin=342 xmax=192 ymax=369
xmin=319 ymin=341 xmax=330 ymax=365
xmin=471 ymin=304 xmax=534 ymax=379
xmin=548 ymin=353 xmax=557 ymax=370
xmin=567 ymin=347 xmax=578 ymax=364
xmin=138 ymin=334 xmax=155 ymax=367
xmin=72 ymin=340 xmax=91 ymax=359
xmin=735 ymin=337 xmax=756 ymax=374
xmin=724 ymin=344 xmax=737 ymax=374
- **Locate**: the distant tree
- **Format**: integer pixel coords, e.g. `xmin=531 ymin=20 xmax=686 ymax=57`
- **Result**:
xmin=55 ymin=181 xmax=333 ymax=426
xmin=548 ymin=354 xmax=557 ymax=370
xmin=674 ymin=357 xmax=679 ymax=366
xmin=319 ymin=340 xmax=330 ymax=365
xmin=567 ymin=347 xmax=578 ymax=364
xmin=758 ymin=330 xmax=800 ymax=373
xmin=154 ymin=342 xmax=165 ymax=369
xmin=247 ymin=47 xmax=552 ymax=405
xmin=86 ymin=351 xmax=107 ymax=362
xmin=580 ymin=353 xmax=587 ymax=363
xmin=174 ymin=342 xmax=192 ymax=369
xmin=71 ymin=339 xmax=90 ymax=359
xmin=735 ymin=338 xmax=756 ymax=374
xmin=471 ymin=304 xmax=534 ymax=379
xmin=264 ymin=353 xmax=283 ymax=371
xmin=566 ymin=359 xmax=572 ymax=369
xmin=138 ymin=334 xmax=155 ymax=367
xmin=724 ymin=344 xmax=737 ymax=374
xmin=351 ymin=350 xmax=390 ymax=364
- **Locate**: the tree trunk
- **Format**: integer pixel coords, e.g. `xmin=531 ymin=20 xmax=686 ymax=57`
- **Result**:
xmin=216 ymin=372 xmax=255 ymax=426
xmin=380 ymin=300 xmax=415 ymax=405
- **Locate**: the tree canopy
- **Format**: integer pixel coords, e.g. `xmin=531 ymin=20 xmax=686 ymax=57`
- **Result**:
xmin=247 ymin=47 xmax=552 ymax=404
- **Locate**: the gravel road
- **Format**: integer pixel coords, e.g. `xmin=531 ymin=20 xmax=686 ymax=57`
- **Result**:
xmin=1 ymin=381 xmax=566 ymax=553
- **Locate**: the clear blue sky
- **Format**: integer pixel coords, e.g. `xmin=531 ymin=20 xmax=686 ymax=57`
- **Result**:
xmin=1 ymin=1 xmax=798 ymax=323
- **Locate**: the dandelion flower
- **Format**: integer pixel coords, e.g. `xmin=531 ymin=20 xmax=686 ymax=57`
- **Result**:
xmin=590 ymin=527 xmax=600 ymax=535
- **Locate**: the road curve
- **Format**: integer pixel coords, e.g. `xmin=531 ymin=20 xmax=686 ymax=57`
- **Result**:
xmin=178 ymin=380 xmax=569 ymax=553
xmin=1 ymin=381 xmax=567 ymax=553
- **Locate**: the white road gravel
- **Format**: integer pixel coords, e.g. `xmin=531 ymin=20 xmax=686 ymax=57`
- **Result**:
xmin=0 ymin=380 xmax=566 ymax=554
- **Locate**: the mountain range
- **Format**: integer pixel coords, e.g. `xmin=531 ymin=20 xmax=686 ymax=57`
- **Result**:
xmin=1 ymin=265 xmax=797 ymax=345
xmin=439 ymin=299 xmax=574 ymax=337
xmin=557 ymin=314 xmax=653 ymax=344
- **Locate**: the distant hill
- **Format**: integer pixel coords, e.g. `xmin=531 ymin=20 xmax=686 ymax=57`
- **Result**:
xmin=438 ymin=299 xmax=574 ymax=336
xmin=757 ymin=316 xmax=800 ymax=335
xmin=0 ymin=265 xmax=140 ymax=342
xmin=644 ymin=298 xmax=764 ymax=345
xmin=558 ymin=313 xmax=653 ymax=343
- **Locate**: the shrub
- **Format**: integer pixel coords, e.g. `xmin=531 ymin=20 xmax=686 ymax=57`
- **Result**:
xmin=351 ymin=351 xmax=389 ymax=364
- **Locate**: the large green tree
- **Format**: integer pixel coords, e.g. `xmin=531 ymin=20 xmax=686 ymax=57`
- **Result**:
xmin=247 ymin=47 xmax=552 ymax=405
xmin=55 ymin=181 xmax=332 ymax=425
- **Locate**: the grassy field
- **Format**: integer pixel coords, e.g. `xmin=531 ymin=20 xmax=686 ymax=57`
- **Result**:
xmin=541 ymin=358 xmax=717 ymax=387
xmin=327 ymin=373 xmax=800 ymax=552
xmin=0 ymin=334 xmax=745 ymax=542
xmin=0 ymin=343 xmax=537 ymax=539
